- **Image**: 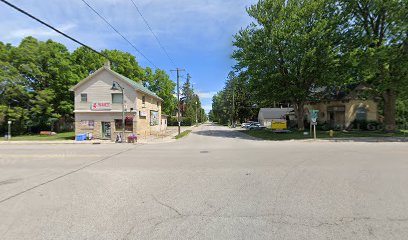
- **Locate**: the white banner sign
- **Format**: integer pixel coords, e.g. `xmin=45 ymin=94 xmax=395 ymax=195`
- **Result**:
xmin=91 ymin=102 xmax=111 ymax=111
xmin=139 ymin=111 xmax=147 ymax=117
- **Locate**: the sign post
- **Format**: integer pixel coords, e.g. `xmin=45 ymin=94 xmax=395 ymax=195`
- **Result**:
xmin=309 ymin=110 xmax=319 ymax=140
xmin=7 ymin=120 xmax=11 ymax=141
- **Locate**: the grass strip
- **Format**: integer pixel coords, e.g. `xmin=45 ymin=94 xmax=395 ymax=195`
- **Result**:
xmin=241 ymin=129 xmax=408 ymax=141
xmin=1 ymin=132 xmax=75 ymax=141
xmin=175 ymin=130 xmax=192 ymax=139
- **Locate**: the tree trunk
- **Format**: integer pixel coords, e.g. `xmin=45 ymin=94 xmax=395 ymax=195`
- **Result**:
xmin=383 ymin=89 xmax=397 ymax=132
xmin=294 ymin=102 xmax=305 ymax=130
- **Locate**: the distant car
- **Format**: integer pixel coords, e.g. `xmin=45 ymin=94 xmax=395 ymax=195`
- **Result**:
xmin=247 ymin=123 xmax=265 ymax=130
xmin=241 ymin=122 xmax=252 ymax=128
xmin=243 ymin=122 xmax=258 ymax=128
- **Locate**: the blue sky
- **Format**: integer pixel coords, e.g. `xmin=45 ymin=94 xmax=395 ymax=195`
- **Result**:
xmin=0 ymin=0 xmax=256 ymax=113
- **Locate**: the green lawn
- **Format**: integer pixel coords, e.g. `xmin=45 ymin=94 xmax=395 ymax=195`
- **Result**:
xmin=242 ymin=129 xmax=408 ymax=141
xmin=1 ymin=132 xmax=75 ymax=141
xmin=175 ymin=130 xmax=192 ymax=139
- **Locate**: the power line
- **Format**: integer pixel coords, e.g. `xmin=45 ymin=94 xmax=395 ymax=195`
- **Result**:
xmin=80 ymin=0 xmax=158 ymax=69
xmin=129 ymin=0 xmax=177 ymax=68
xmin=0 ymin=0 xmax=110 ymax=61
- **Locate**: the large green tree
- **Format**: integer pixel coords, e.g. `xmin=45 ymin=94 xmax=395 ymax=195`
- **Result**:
xmin=232 ymin=0 xmax=343 ymax=129
xmin=341 ymin=0 xmax=408 ymax=132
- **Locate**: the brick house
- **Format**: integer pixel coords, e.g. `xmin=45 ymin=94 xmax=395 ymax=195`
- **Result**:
xmin=304 ymin=84 xmax=379 ymax=129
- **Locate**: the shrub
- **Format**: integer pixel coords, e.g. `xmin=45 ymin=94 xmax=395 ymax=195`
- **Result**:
xmin=167 ymin=116 xmax=193 ymax=126
xmin=352 ymin=120 xmax=382 ymax=131
xmin=181 ymin=117 xmax=193 ymax=126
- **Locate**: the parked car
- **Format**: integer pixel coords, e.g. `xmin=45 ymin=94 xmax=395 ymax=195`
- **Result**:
xmin=243 ymin=122 xmax=260 ymax=128
xmin=243 ymin=122 xmax=258 ymax=128
xmin=241 ymin=122 xmax=253 ymax=128
xmin=247 ymin=123 xmax=266 ymax=130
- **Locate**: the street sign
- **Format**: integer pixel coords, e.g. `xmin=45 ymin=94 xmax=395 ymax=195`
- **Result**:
xmin=309 ymin=109 xmax=319 ymax=140
xmin=309 ymin=109 xmax=319 ymax=123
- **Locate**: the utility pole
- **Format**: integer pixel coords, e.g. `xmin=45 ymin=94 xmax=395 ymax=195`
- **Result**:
xmin=171 ymin=68 xmax=185 ymax=135
xmin=192 ymin=81 xmax=198 ymax=126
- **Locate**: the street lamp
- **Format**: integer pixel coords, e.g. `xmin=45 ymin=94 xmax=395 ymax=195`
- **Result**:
xmin=111 ymin=81 xmax=125 ymax=143
xmin=7 ymin=120 xmax=11 ymax=141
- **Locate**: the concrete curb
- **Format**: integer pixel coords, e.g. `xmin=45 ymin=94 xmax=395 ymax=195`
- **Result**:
xmin=0 ymin=140 xmax=116 ymax=145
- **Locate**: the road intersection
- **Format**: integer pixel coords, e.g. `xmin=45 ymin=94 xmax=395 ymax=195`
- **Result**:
xmin=1 ymin=124 xmax=407 ymax=239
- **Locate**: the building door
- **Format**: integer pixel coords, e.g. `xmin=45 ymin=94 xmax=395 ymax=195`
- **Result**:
xmin=102 ymin=122 xmax=111 ymax=139
xmin=328 ymin=106 xmax=346 ymax=129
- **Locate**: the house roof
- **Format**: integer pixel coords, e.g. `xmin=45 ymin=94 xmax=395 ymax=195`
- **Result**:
xmin=70 ymin=66 xmax=163 ymax=101
xmin=259 ymin=108 xmax=294 ymax=119
xmin=307 ymin=83 xmax=373 ymax=103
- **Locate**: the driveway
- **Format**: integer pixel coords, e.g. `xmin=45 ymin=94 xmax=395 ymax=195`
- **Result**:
xmin=1 ymin=123 xmax=408 ymax=239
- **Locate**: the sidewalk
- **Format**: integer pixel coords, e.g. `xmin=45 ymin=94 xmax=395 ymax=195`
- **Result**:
xmin=0 ymin=139 xmax=115 ymax=145
xmin=0 ymin=126 xmax=198 ymax=145
xmin=136 ymin=125 xmax=196 ymax=144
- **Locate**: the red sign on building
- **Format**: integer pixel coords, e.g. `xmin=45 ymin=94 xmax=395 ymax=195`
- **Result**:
xmin=91 ymin=102 xmax=112 ymax=111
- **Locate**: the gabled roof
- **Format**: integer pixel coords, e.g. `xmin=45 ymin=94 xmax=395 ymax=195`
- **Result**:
xmin=259 ymin=108 xmax=294 ymax=119
xmin=70 ymin=66 xmax=163 ymax=101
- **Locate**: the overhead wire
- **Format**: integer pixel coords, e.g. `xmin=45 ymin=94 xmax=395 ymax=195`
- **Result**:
xmin=129 ymin=0 xmax=177 ymax=68
xmin=80 ymin=0 xmax=158 ymax=69
xmin=0 ymin=0 xmax=110 ymax=61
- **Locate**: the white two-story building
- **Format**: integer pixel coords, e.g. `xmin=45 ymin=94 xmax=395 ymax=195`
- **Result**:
xmin=70 ymin=62 xmax=165 ymax=141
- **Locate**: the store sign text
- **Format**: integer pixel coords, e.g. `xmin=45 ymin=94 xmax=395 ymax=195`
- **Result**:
xmin=91 ymin=102 xmax=111 ymax=111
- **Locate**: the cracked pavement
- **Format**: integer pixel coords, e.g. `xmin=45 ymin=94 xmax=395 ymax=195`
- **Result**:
xmin=1 ymin=123 xmax=408 ymax=239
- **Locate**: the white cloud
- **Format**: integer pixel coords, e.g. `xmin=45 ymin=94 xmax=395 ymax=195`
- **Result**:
xmin=197 ymin=91 xmax=217 ymax=99
xmin=7 ymin=23 xmax=76 ymax=39
xmin=202 ymin=104 xmax=212 ymax=114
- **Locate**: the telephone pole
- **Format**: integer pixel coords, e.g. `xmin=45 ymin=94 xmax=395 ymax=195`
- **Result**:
xmin=171 ymin=68 xmax=185 ymax=135
xmin=192 ymin=81 xmax=198 ymax=126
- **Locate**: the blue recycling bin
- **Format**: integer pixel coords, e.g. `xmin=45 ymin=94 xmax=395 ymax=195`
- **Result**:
xmin=75 ymin=134 xmax=86 ymax=141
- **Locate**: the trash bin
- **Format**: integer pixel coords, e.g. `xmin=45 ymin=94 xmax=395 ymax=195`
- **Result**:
xmin=76 ymin=134 xmax=86 ymax=141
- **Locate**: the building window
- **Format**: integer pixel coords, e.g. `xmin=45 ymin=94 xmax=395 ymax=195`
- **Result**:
xmin=157 ymin=101 xmax=159 ymax=107
xmin=80 ymin=120 xmax=94 ymax=129
xmin=356 ymin=107 xmax=367 ymax=121
xmin=142 ymin=96 xmax=146 ymax=106
xmin=81 ymin=93 xmax=87 ymax=102
xmin=150 ymin=111 xmax=159 ymax=126
xmin=112 ymin=93 xmax=123 ymax=104
xmin=115 ymin=118 xmax=133 ymax=131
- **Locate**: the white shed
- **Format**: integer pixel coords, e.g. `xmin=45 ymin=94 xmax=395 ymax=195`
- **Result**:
xmin=258 ymin=108 xmax=294 ymax=127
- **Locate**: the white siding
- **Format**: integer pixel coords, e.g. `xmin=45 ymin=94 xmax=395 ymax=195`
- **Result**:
xmin=74 ymin=70 xmax=137 ymax=111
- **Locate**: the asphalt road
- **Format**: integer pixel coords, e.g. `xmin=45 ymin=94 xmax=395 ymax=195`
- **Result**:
xmin=1 ymin=123 xmax=408 ymax=239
